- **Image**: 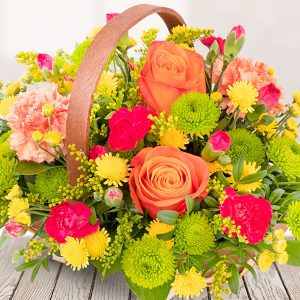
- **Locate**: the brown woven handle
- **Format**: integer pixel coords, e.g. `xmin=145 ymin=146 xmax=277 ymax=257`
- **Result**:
xmin=66 ymin=4 xmax=186 ymax=184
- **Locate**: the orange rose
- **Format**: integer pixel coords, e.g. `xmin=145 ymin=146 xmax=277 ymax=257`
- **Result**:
xmin=139 ymin=41 xmax=206 ymax=115
xmin=129 ymin=146 xmax=209 ymax=219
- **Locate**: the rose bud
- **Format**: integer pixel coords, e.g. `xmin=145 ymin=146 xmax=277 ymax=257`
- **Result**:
xmin=104 ymin=187 xmax=123 ymax=207
xmin=201 ymin=130 xmax=231 ymax=162
xmin=88 ymin=145 xmax=109 ymax=160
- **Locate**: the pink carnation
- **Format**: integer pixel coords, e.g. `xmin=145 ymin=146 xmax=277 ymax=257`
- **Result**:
xmin=230 ymin=25 xmax=245 ymax=39
xmin=4 ymin=219 xmax=26 ymax=238
xmin=209 ymin=130 xmax=231 ymax=152
xmin=6 ymin=83 xmax=70 ymax=163
xmin=36 ymin=53 xmax=54 ymax=71
xmin=45 ymin=201 xmax=99 ymax=243
xmin=258 ymin=83 xmax=281 ymax=108
xmin=88 ymin=145 xmax=109 ymax=160
xmin=108 ymin=106 xmax=153 ymax=151
xmin=201 ymin=36 xmax=225 ymax=55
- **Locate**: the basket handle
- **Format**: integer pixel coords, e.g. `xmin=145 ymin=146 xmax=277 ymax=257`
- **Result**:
xmin=66 ymin=4 xmax=186 ymax=184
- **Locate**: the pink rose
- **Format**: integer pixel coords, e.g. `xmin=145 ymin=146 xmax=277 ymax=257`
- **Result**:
xmin=258 ymin=83 xmax=281 ymax=109
xmin=36 ymin=53 xmax=54 ymax=71
xmin=230 ymin=25 xmax=245 ymax=39
xmin=209 ymin=130 xmax=231 ymax=152
xmin=106 ymin=13 xmax=119 ymax=23
xmin=88 ymin=145 xmax=109 ymax=160
xmin=4 ymin=219 xmax=26 ymax=238
xmin=45 ymin=201 xmax=99 ymax=243
xmin=201 ymin=36 xmax=225 ymax=55
xmin=108 ymin=106 xmax=153 ymax=152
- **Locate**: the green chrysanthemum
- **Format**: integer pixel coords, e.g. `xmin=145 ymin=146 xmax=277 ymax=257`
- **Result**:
xmin=122 ymin=236 xmax=175 ymax=289
xmin=28 ymin=167 xmax=68 ymax=201
xmin=267 ymin=137 xmax=300 ymax=180
xmin=286 ymin=201 xmax=300 ymax=240
xmin=226 ymin=128 xmax=265 ymax=165
xmin=72 ymin=37 xmax=93 ymax=67
xmin=0 ymin=131 xmax=15 ymax=158
xmin=0 ymin=157 xmax=18 ymax=196
xmin=174 ymin=212 xmax=215 ymax=255
xmin=170 ymin=92 xmax=220 ymax=136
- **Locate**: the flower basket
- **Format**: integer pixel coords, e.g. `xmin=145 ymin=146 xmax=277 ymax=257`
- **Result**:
xmin=1 ymin=3 xmax=300 ymax=300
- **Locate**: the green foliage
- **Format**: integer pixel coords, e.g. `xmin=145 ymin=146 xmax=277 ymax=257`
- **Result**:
xmin=0 ymin=156 xmax=18 ymax=196
xmin=157 ymin=210 xmax=179 ymax=225
xmin=286 ymin=240 xmax=300 ymax=266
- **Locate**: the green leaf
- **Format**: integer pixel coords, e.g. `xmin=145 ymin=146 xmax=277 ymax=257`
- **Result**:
xmin=203 ymin=196 xmax=218 ymax=208
xmin=14 ymin=161 xmax=57 ymax=175
xmin=185 ymin=195 xmax=194 ymax=214
xmin=228 ymin=265 xmax=239 ymax=294
xmin=238 ymin=170 xmax=267 ymax=184
xmin=239 ymin=262 xmax=257 ymax=281
xmin=31 ymin=264 xmax=41 ymax=282
xmin=157 ymin=229 xmax=175 ymax=241
xmin=282 ymin=191 xmax=300 ymax=206
xmin=91 ymin=256 xmax=122 ymax=277
xmin=41 ymin=257 xmax=50 ymax=272
xmin=260 ymin=115 xmax=274 ymax=125
xmin=17 ymin=259 xmax=40 ymax=272
xmin=124 ymin=274 xmax=173 ymax=300
xmin=157 ymin=210 xmax=179 ymax=225
xmin=88 ymin=206 xmax=97 ymax=225
xmin=233 ymin=152 xmax=246 ymax=182
xmin=269 ymin=188 xmax=285 ymax=204
xmin=286 ymin=240 xmax=300 ymax=266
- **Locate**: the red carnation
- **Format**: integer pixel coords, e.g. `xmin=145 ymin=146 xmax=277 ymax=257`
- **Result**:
xmin=201 ymin=36 xmax=225 ymax=55
xmin=258 ymin=83 xmax=281 ymax=109
xmin=108 ymin=106 xmax=153 ymax=152
xmin=88 ymin=145 xmax=109 ymax=160
xmin=45 ymin=201 xmax=99 ymax=243
xmin=220 ymin=188 xmax=272 ymax=244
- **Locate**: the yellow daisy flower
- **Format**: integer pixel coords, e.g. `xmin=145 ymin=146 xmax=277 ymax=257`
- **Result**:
xmin=15 ymin=211 xmax=31 ymax=225
xmin=172 ymin=267 xmax=207 ymax=298
xmin=96 ymin=71 xmax=118 ymax=97
xmin=8 ymin=198 xmax=31 ymax=225
xmin=83 ymin=228 xmax=111 ymax=260
xmin=290 ymin=103 xmax=300 ymax=117
xmin=228 ymin=162 xmax=262 ymax=192
xmin=257 ymin=114 xmax=278 ymax=139
xmin=42 ymin=103 xmax=55 ymax=116
xmin=293 ymin=90 xmax=300 ymax=105
xmin=273 ymin=239 xmax=287 ymax=253
xmin=227 ymin=81 xmax=258 ymax=113
xmin=210 ymin=91 xmax=223 ymax=103
xmin=32 ymin=130 xmax=44 ymax=143
xmin=282 ymin=129 xmax=297 ymax=140
xmin=60 ymin=237 xmax=89 ymax=271
xmin=276 ymin=251 xmax=289 ymax=264
xmin=95 ymin=153 xmax=130 ymax=187
xmin=44 ymin=131 xmax=63 ymax=147
xmin=5 ymin=185 xmax=22 ymax=200
xmin=258 ymin=249 xmax=275 ymax=272
xmin=207 ymin=161 xmax=232 ymax=174
xmin=0 ymin=96 xmax=17 ymax=116
xmin=158 ymin=127 xmax=189 ymax=149
xmin=146 ymin=219 xmax=175 ymax=249
xmin=286 ymin=118 xmax=298 ymax=131
xmin=273 ymin=229 xmax=285 ymax=240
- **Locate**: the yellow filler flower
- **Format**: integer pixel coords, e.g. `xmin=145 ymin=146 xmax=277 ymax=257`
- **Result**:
xmin=258 ymin=249 xmax=275 ymax=272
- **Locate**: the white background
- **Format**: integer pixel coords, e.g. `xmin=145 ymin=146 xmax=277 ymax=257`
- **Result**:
xmin=0 ymin=0 xmax=300 ymax=100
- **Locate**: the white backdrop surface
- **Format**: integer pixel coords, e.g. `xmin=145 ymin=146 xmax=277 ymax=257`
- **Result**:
xmin=0 ymin=0 xmax=300 ymax=100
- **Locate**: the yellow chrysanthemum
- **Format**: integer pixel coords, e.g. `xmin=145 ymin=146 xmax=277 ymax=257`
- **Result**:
xmin=158 ymin=127 xmax=189 ymax=149
xmin=210 ymin=91 xmax=223 ymax=103
xmin=95 ymin=153 xmax=130 ymax=187
xmin=4 ymin=81 xmax=20 ymax=96
xmin=146 ymin=219 xmax=175 ymax=249
xmin=83 ymin=228 xmax=111 ymax=260
xmin=257 ymin=114 xmax=278 ymax=139
xmin=290 ymin=103 xmax=300 ymax=118
xmin=227 ymin=81 xmax=258 ymax=113
xmin=286 ymin=118 xmax=298 ymax=131
xmin=0 ymin=96 xmax=17 ymax=116
xmin=258 ymin=250 xmax=275 ymax=272
xmin=32 ymin=130 xmax=44 ymax=143
xmin=8 ymin=198 xmax=31 ymax=225
xmin=276 ymin=251 xmax=289 ymax=264
xmin=96 ymin=71 xmax=118 ymax=96
xmin=228 ymin=162 xmax=262 ymax=192
xmin=282 ymin=129 xmax=297 ymax=140
xmin=5 ymin=185 xmax=22 ymax=200
xmin=273 ymin=239 xmax=287 ymax=253
xmin=172 ymin=267 xmax=207 ymax=298
xmin=273 ymin=229 xmax=285 ymax=240
xmin=207 ymin=161 xmax=232 ymax=174
xmin=268 ymin=66 xmax=276 ymax=78
xmin=293 ymin=90 xmax=300 ymax=105
xmin=44 ymin=131 xmax=63 ymax=147
xmin=42 ymin=103 xmax=55 ymax=116
xmin=60 ymin=237 xmax=89 ymax=271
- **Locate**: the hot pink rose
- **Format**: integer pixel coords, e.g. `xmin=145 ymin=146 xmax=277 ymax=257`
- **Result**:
xmin=209 ymin=130 xmax=231 ymax=152
xmin=258 ymin=83 xmax=281 ymax=108
xmin=201 ymin=36 xmax=225 ymax=55
xmin=106 ymin=13 xmax=119 ymax=23
xmin=220 ymin=188 xmax=272 ymax=244
xmin=108 ymin=106 xmax=153 ymax=152
xmin=230 ymin=25 xmax=245 ymax=39
xmin=4 ymin=219 xmax=26 ymax=238
xmin=45 ymin=201 xmax=99 ymax=243
xmin=36 ymin=53 xmax=54 ymax=71
xmin=88 ymin=145 xmax=109 ymax=160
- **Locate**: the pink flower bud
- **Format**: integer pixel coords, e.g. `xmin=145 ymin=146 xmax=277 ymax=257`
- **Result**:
xmin=106 ymin=13 xmax=120 ymax=23
xmin=4 ymin=219 xmax=26 ymax=238
xmin=209 ymin=130 xmax=231 ymax=152
xmin=36 ymin=53 xmax=54 ymax=71
xmin=88 ymin=145 xmax=109 ymax=160
xmin=230 ymin=25 xmax=245 ymax=39
xmin=258 ymin=83 xmax=281 ymax=109
xmin=104 ymin=187 xmax=123 ymax=207
xmin=201 ymin=36 xmax=225 ymax=55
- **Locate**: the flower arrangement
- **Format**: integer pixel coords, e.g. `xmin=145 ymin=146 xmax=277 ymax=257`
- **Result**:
xmin=1 ymin=6 xmax=300 ymax=300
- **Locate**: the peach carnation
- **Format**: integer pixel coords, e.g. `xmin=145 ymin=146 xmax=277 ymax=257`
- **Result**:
xmin=6 ymin=83 xmax=70 ymax=163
